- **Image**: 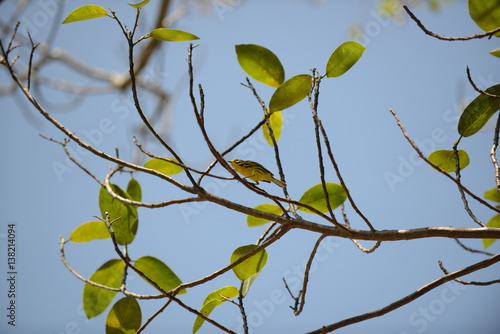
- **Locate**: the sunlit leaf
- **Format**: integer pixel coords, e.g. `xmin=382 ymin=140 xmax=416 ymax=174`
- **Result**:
xmin=298 ymin=183 xmax=347 ymax=214
xmin=458 ymin=84 xmax=500 ymax=137
xmin=326 ymin=41 xmax=366 ymax=78
xmin=128 ymin=0 xmax=150 ymax=8
xmin=69 ymin=221 xmax=110 ymax=242
xmin=247 ymin=204 xmax=283 ymax=227
xmin=150 ymin=28 xmax=199 ymax=41
xmin=134 ymin=256 xmax=185 ymax=294
xmin=483 ymin=214 xmax=500 ymax=248
xmin=468 ymin=0 xmax=500 ymax=37
xmin=235 ymin=44 xmax=285 ymax=87
xmin=269 ymin=74 xmax=312 ymax=112
xmin=230 ymin=245 xmax=268 ymax=281
xmin=428 ymin=150 xmax=470 ymax=172
xmin=83 ymin=260 xmax=125 ymax=319
xmin=490 ymin=48 xmax=500 ymax=57
xmin=127 ymin=179 xmax=142 ymax=202
xmin=192 ymin=286 xmax=239 ymax=334
xmin=99 ymin=184 xmax=138 ymax=245
xmin=262 ymin=110 xmax=283 ymax=146
xmin=62 ymin=5 xmax=108 ymax=24
xmin=106 ymin=297 xmax=141 ymax=334
xmin=484 ymin=188 xmax=500 ymax=202
xmin=144 ymin=158 xmax=183 ymax=175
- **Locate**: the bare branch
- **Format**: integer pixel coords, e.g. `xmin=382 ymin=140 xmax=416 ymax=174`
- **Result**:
xmin=295 ymin=234 xmax=327 ymax=316
xmin=404 ymin=5 xmax=500 ymax=41
xmin=438 ymin=260 xmax=500 ymax=286
xmin=454 ymin=239 xmax=496 ymax=256
xmin=306 ymin=252 xmax=500 ymax=333
xmin=453 ymin=140 xmax=484 ymax=226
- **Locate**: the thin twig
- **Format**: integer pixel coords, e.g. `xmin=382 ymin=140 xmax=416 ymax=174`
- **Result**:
xmin=283 ymin=277 xmax=301 ymax=313
xmin=466 ymin=67 xmax=500 ymax=99
xmin=454 ymin=239 xmax=496 ymax=256
xmin=295 ymin=234 xmax=327 ymax=315
xmin=452 ymin=140 xmax=484 ymax=226
xmin=238 ymin=286 xmax=249 ymax=334
xmin=438 ymin=260 xmax=500 ymax=286
xmin=404 ymin=5 xmax=500 ymax=41
xmin=491 ymin=112 xmax=500 ymax=192
xmin=341 ymin=204 xmax=381 ymax=253
xmin=26 ymin=31 xmax=39 ymax=90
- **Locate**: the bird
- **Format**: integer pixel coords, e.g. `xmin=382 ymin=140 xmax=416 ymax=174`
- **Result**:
xmin=228 ymin=159 xmax=286 ymax=188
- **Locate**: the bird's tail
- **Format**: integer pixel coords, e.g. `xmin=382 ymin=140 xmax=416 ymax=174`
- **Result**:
xmin=271 ymin=177 xmax=286 ymax=188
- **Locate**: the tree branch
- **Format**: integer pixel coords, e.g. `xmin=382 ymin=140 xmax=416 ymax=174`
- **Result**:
xmin=306 ymin=252 xmax=500 ymax=333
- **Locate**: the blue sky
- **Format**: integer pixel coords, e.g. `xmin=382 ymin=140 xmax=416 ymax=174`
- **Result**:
xmin=1 ymin=0 xmax=499 ymax=333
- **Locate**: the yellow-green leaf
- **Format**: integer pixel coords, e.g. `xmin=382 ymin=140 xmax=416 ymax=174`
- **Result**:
xmin=298 ymin=183 xmax=347 ymax=214
xmin=247 ymin=204 xmax=283 ymax=227
xmin=230 ymin=245 xmax=268 ymax=281
xmin=144 ymin=158 xmax=183 ymax=175
xmin=83 ymin=260 xmax=125 ymax=319
xmin=262 ymin=111 xmax=283 ymax=146
xmin=490 ymin=48 xmax=500 ymax=57
xmin=149 ymin=28 xmax=199 ymax=42
xmin=99 ymin=184 xmax=138 ymax=245
xmin=106 ymin=297 xmax=141 ymax=334
xmin=235 ymin=44 xmax=285 ymax=87
xmin=128 ymin=0 xmax=150 ymax=8
xmin=484 ymin=188 xmax=500 ymax=202
xmin=127 ymin=178 xmax=142 ymax=202
xmin=134 ymin=256 xmax=185 ymax=294
xmin=468 ymin=0 xmax=500 ymax=37
xmin=483 ymin=214 xmax=500 ymax=248
xmin=326 ymin=41 xmax=366 ymax=78
xmin=62 ymin=5 xmax=108 ymax=24
xmin=192 ymin=286 xmax=239 ymax=334
xmin=428 ymin=150 xmax=470 ymax=172
xmin=69 ymin=221 xmax=110 ymax=242
xmin=458 ymin=84 xmax=500 ymax=137
xmin=269 ymin=74 xmax=312 ymax=112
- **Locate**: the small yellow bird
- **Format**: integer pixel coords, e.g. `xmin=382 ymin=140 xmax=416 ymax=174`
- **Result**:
xmin=228 ymin=159 xmax=286 ymax=188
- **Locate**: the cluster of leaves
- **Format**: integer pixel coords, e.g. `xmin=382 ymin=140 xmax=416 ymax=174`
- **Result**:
xmin=234 ymin=41 xmax=362 ymax=225
xmin=426 ymin=0 xmax=500 ymax=248
xmin=60 ymin=1 xmax=367 ymax=331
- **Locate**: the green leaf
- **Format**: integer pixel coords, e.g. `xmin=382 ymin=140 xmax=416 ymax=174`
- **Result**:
xmin=230 ymin=245 xmax=268 ymax=281
xmin=99 ymin=185 xmax=138 ymax=245
xmin=298 ymin=183 xmax=348 ymax=214
xmin=240 ymin=272 xmax=260 ymax=297
xmin=149 ymin=28 xmax=199 ymax=42
xmin=269 ymin=74 xmax=312 ymax=112
xmin=69 ymin=221 xmax=110 ymax=242
xmin=326 ymin=41 xmax=366 ymax=78
xmin=262 ymin=111 xmax=283 ymax=146
xmin=458 ymin=84 xmax=500 ymax=137
xmin=144 ymin=158 xmax=183 ymax=175
xmin=128 ymin=0 xmax=150 ymax=8
xmin=428 ymin=150 xmax=470 ymax=172
xmin=192 ymin=286 xmax=239 ymax=334
xmin=484 ymin=188 xmax=500 ymax=202
xmin=468 ymin=0 xmax=500 ymax=37
xmin=134 ymin=256 xmax=185 ymax=294
xmin=127 ymin=179 xmax=142 ymax=202
xmin=62 ymin=5 xmax=108 ymax=24
xmin=490 ymin=48 xmax=500 ymax=57
xmin=235 ymin=44 xmax=285 ymax=87
xmin=483 ymin=214 xmax=500 ymax=248
xmin=83 ymin=260 xmax=125 ymax=319
xmin=247 ymin=204 xmax=283 ymax=227
xmin=106 ymin=297 xmax=141 ymax=334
